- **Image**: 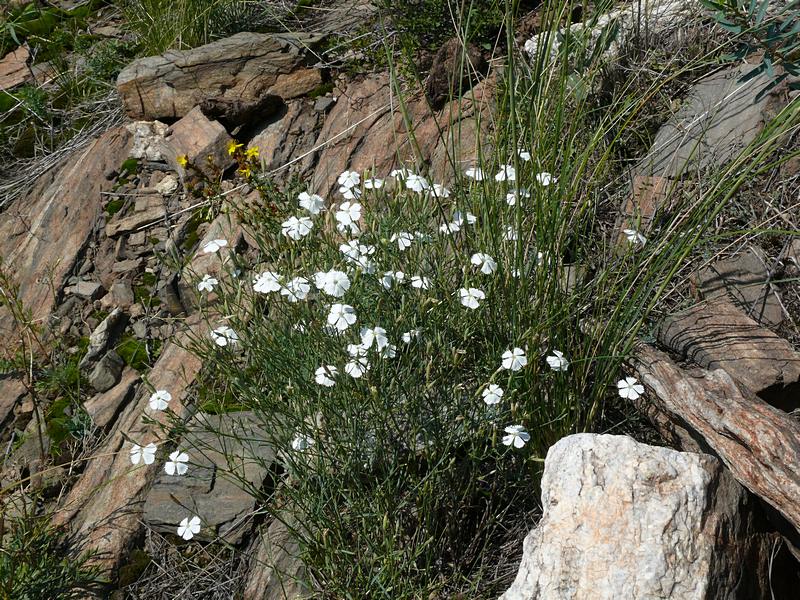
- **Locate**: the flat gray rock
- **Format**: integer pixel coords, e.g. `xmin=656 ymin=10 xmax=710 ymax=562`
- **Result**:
xmin=638 ymin=62 xmax=788 ymax=177
xmin=143 ymin=411 xmax=275 ymax=543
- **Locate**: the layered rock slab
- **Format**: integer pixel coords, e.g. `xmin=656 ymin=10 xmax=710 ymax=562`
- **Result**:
xmin=501 ymin=433 xmax=775 ymax=600
xmin=117 ymin=32 xmax=319 ymax=121
xmin=657 ymin=297 xmax=800 ymax=409
xmin=143 ymin=411 xmax=275 ymax=544
xmin=0 ymin=127 xmax=132 ymax=351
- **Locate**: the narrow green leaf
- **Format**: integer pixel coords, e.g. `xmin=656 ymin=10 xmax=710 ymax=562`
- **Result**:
xmin=755 ymin=0 xmax=769 ymax=25
xmin=755 ymin=72 xmax=788 ymax=101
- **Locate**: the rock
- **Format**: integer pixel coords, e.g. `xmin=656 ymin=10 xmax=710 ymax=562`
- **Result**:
xmin=270 ymin=68 xmax=323 ymax=101
xmin=243 ymin=515 xmax=309 ymax=600
xmin=313 ymin=96 xmax=335 ymax=112
xmin=424 ymin=37 xmax=486 ymax=109
xmin=52 ymin=215 xmax=242 ymax=578
xmin=99 ymin=282 xmax=136 ymax=310
xmin=117 ymin=32 xmax=318 ymax=120
xmin=164 ymin=106 xmax=234 ymax=178
xmin=83 ymin=368 xmax=140 ymax=429
xmin=143 ymin=411 xmax=276 ymax=543
xmin=248 ymin=100 xmax=322 ymax=174
xmin=52 ymin=322 xmax=204 ymax=578
xmin=657 ymin=297 xmax=800 ymax=409
xmin=308 ymin=73 xmax=493 ymax=199
xmin=0 ymin=46 xmax=31 ymax=91
xmin=155 ymin=174 xmax=179 ymax=196
xmin=615 ymin=174 xmax=671 ymax=239
xmin=501 ymin=433 xmax=778 ymax=600
xmin=632 ymin=344 xmax=800 ymax=552
xmin=638 ymin=60 xmax=793 ymax=177
xmin=80 ymin=307 xmax=127 ymax=369
xmin=88 ymin=350 xmax=125 ymax=393
xmin=693 ymin=246 xmax=783 ymax=327
xmin=0 ymin=379 xmax=28 ymax=436
xmin=105 ymin=200 xmax=166 ymax=237
xmin=112 ymin=258 xmax=144 ymax=274
xmin=65 ymin=281 xmax=106 ymax=301
xmin=0 ymin=128 xmax=132 ymax=351
xmin=125 ymin=121 xmax=170 ymax=161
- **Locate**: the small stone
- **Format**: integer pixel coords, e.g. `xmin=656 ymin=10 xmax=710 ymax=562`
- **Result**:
xmin=125 ymin=120 xmax=170 ymax=161
xmin=80 ymin=308 xmax=127 ymax=369
xmin=106 ymin=203 xmax=166 ymax=238
xmin=131 ymin=320 xmax=148 ymax=339
xmin=112 ymin=258 xmax=144 ymax=274
xmin=88 ymin=350 xmax=125 ymax=393
xmin=155 ymin=174 xmax=179 ymax=196
xmin=66 ymin=281 xmax=106 ymax=301
xmin=314 ymin=96 xmax=335 ymax=112
xmin=164 ymin=106 xmax=234 ymax=178
xmin=129 ymin=304 xmax=145 ymax=318
xmin=83 ymin=368 xmax=140 ymax=429
xmin=0 ymin=46 xmax=31 ymax=91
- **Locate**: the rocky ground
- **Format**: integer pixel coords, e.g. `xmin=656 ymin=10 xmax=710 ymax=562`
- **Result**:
xmin=1 ymin=0 xmax=799 ymax=598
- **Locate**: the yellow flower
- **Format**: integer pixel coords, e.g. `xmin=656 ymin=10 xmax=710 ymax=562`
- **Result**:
xmin=227 ymin=140 xmax=243 ymax=156
xmin=177 ymin=154 xmax=188 ymax=167
xmin=245 ymin=146 xmax=260 ymax=159
xmin=238 ymin=165 xmax=251 ymax=178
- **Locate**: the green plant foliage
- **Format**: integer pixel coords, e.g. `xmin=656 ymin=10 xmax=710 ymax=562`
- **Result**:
xmin=0 ymin=512 xmax=105 ymax=599
xmin=702 ymin=0 xmax=800 ymax=98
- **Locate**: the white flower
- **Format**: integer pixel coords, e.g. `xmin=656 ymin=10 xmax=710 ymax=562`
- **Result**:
xmin=294 ymin=321 xmax=307 ymax=333
xmin=504 ymin=226 xmax=518 ymax=241
xmin=315 ymin=365 xmax=338 ymax=387
xmin=335 ymin=202 xmax=362 ymax=234
xmin=471 ymin=252 xmax=498 ymax=275
xmin=390 ymin=232 xmax=414 ymax=251
xmin=411 ymin=275 xmax=431 ymax=290
xmin=414 ymin=231 xmax=431 ymax=241
xmin=211 ymin=325 xmax=239 ymax=347
xmin=505 ymin=188 xmax=530 ymax=206
xmin=501 ymin=347 xmax=527 ymax=371
xmin=363 ymin=177 xmax=384 ymax=189
xmin=202 ymin=239 xmax=228 ymax=254
xmin=130 ymin=442 xmax=157 ymax=465
xmin=164 ymin=450 xmax=189 ymax=475
xmin=405 ymin=174 xmax=430 ymax=192
xmin=546 ymin=350 xmax=570 ymax=372
xmin=282 ymin=216 xmax=314 ymax=240
xmin=431 ymin=183 xmax=450 ymax=198
xmin=338 ymin=170 xmax=360 ymax=189
xmin=389 ymin=168 xmax=410 ymax=179
xmin=281 ymin=277 xmax=311 ymax=302
xmin=440 ymin=222 xmax=461 ymax=234
xmin=465 ymin=167 xmax=484 ymax=180
xmin=253 ymin=271 xmax=283 ymax=294
xmin=453 ymin=211 xmax=477 ymax=226
xmin=495 ymin=165 xmax=516 ymax=182
xmin=617 ymin=376 xmax=645 ymax=400
xmin=298 ymin=192 xmax=325 ymax=215
xmin=327 ymin=303 xmax=357 ymax=331
xmin=177 ymin=515 xmax=201 ymax=540
xmin=347 ymin=342 xmax=369 ymax=357
xmin=345 ymin=357 xmax=370 ymax=378
xmin=360 ymin=326 xmax=388 ymax=350
xmin=291 ymin=433 xmax=315 ymax=451
xmin=459 ymin=287 xmax=486 ymax=309
xmin=340 ymin=239 xmax=375 ymax=272
xmin=401 ymin=329 xmax=421 ymax=343
xmin=314 ymin=270 xmax=350 ymax=297
xmin=482 ymin=384 xmax=504 ymax=405
xmin=339 ymin=185 xmax=362 ymax=200
xmin=536 ymin=172 xmax=555 ymax=186
xmin=623 ymin=229 xmax=647 ymax=246
xmin=518 ymin=149 xmax=531 ymax=161
xmin=378 ymin=344 xmax=397 ymax=359
xmin=197 ymin=274 xmax=218 ymax=293
xmin=148 ymin=390 xmax=171 ymax=411
xmin=502 ymin=425 xmax=530 ymax=448
xmin=381 ymin=270 xmax=405 ymax=289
